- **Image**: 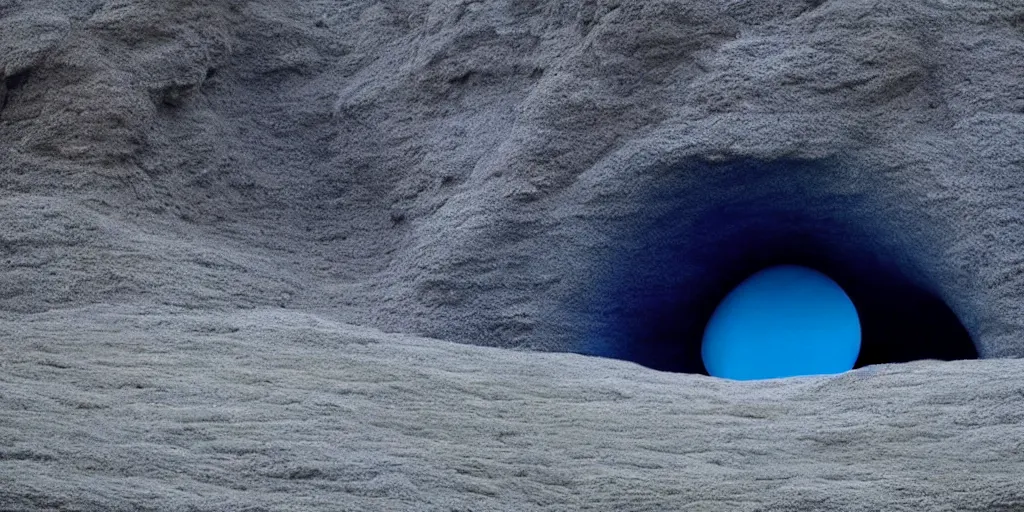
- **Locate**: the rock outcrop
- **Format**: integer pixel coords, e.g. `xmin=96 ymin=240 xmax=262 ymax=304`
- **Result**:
xmin=2 ymin=1 xmax=1024 ymax=508
xmin=3 ymin=0 xmax=1023 ymax=360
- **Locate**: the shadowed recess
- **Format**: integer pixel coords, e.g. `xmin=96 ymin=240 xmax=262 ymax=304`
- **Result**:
xmin=577 ymin=158 xmax=978 ymax=376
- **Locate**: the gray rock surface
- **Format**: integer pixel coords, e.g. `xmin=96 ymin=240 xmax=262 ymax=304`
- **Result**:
xmin=2 ymin=0 xmax=1024 ymax=509
xmin=2 ymin=0 xmax=1023 ymax=355
xmin=2 ymin=307 xmax=1023 ymax=511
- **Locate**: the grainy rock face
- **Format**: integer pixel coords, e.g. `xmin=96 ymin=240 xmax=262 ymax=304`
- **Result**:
xmin=2 ymin=0 xmax=1024 ymax=509
xmin=3 ymin=0 xmax=1024 ymax=358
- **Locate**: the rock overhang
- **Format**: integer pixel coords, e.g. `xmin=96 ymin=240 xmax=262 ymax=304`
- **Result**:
xmin=573 ymin=156 xmax=978 ymax=375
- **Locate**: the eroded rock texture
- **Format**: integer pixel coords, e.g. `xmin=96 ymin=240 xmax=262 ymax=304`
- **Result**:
xmin=1 ymin=308 xmax=1023 ymax=511
xmin=3 ymin=0 xmax=1024 ymax=358
xmin=1 ymin=0 xmax=1024 ymax=509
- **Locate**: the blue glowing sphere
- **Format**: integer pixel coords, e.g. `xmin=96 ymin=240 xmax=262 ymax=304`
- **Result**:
xmin=701 ymin=265 xmax=861 ymax=380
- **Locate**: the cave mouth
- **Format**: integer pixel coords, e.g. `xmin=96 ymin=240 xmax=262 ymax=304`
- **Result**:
xmin=577 ymin=159 xmax=978 ymax=377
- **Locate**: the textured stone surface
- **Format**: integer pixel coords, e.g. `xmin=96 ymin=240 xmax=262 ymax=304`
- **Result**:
xmin=1 ymin=0 xmax=1024 ymax=509
xmin=1 ymin=307 xmax=1023 ymax=511
xmin=2 ymin=0 xmax=1023 ymax=356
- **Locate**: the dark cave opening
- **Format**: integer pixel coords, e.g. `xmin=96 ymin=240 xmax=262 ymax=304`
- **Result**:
xmin=1 ymin=68 xmax=31 ymax=113
xmin=579 ymin=158 xmax=978 ymax=377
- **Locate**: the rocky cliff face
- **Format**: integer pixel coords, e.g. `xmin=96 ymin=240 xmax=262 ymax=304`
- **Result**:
xmin=3 ymin=0 xmax=1023 ymax=364
xmin=3 ymin=1 xmax=1024 ymax=509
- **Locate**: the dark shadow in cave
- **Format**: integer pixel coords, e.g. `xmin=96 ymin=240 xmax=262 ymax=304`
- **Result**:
xmin=578 ymin=158 xmax=978 ymax=375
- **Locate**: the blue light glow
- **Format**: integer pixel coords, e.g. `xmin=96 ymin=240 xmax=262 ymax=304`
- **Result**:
xmin=701 ymin=265 xmax=861 ymax=380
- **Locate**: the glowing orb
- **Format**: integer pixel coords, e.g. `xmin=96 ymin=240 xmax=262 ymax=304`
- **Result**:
xmin=702 ymin=265 xmax=861 ymax=380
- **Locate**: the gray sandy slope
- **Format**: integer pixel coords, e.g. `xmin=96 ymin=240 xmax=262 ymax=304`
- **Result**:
xmin=2 ymin=306 xmax=1023 ymax=511
xmin=2 ymin=0 xmax=1024 ymax=509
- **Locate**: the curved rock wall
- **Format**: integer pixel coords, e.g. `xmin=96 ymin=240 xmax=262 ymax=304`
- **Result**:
xmin=1 ymin=0 xmax=1023 ymax=360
